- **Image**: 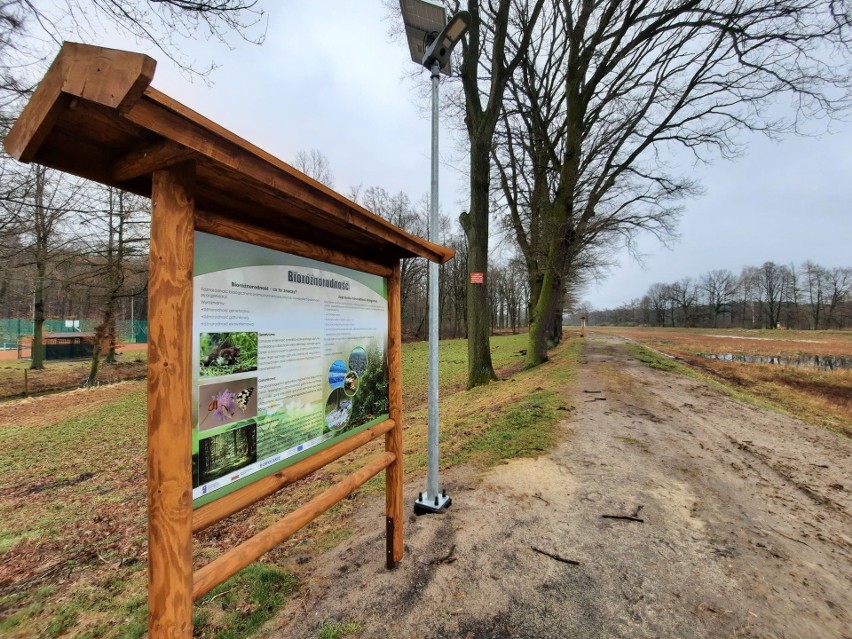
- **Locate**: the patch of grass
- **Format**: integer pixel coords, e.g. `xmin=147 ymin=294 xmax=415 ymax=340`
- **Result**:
xmin=625 ymin=343 xmax=687 ymax=374
xmin=194 ymin=563 xmax=299 ymax=639
xmin=402 ymin=333 xmax=529 ymax=409
xmin=0 ymin=352 xmax=147 ymax=399
xmin=623 ymin=341 xmax=785 ymax=411
xmin=199 ymin=331 xmax=259 ymax=378
xmin=452 ymin=392 xmax=561 ymax=467
xmin=316 ymin=527 xmax=353 ymax=553
xmin=318 ymin=619 xmax=363 ymax=639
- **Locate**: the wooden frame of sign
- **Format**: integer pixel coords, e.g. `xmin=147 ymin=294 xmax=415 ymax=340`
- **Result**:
xmin=5 ymin=42 xmax=454 ymax=638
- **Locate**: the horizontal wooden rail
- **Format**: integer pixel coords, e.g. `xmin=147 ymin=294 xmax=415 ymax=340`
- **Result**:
xmin=192 ymin=419 xmax=394 ymax=533
xmin=192 ymin=450 xmax=395 ymax=600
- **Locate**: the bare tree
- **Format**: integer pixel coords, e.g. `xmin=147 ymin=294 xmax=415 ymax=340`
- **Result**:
xmin=645 ymin=283 xmax=671 ymax=327
xmin=700 ymin=269 xmax=737 ymax=328
xmin=824 ymin=266 xmax=852 ymax=328
xmin=293 ymin=148 xmax=335 ymax=189
xmin=757 ymin=261 xmax=790 ymax=328
xmin=350 ymin=185 xmax=430 ymax=336
xmin=598 ymin=259 xmax=850 ymax=329
xmin=802 ymin=260 xmax=827 ymax=329
xmin=669 ymin=278 xmax=699 ymax=327
xmin=81 ymin=186 xmax=149 ymax=385
xmin=0 ymin=165 xmax=85 ymax=368
xmin=0 ymin=0 xmax=265 ymax=101
xmin=439 ymin=229 xmax=470 ymax=338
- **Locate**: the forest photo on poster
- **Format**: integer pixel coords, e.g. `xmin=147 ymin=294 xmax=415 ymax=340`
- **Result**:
xmin=197 ymin=422 xmax=258 ymax=486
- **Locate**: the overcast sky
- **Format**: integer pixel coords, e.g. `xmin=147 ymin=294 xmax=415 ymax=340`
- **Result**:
xmin=70 ymin=2 xmax=852 ymax=309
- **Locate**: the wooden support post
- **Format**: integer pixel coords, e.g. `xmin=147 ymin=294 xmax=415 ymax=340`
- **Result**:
xmin=386 ymin=261 xmax=404 ymax=568
xmin=148 ymin=161 xmax=195 ymax=639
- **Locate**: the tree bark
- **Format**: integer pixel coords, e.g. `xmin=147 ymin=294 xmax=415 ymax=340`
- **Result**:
xmin=30 ymin=168 xmax=47 ymax=370
xmin=460 ymin=143 xmax=496 ymax=385
xmin=31 ymin=269 xmax=45 ymax=369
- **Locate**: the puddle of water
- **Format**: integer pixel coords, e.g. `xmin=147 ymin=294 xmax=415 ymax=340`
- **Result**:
xmin=698 ymin=353 xmax=852 ymax=371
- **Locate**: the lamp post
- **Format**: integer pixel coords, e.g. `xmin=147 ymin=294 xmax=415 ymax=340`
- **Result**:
xmin=400 ymin=0 xmax=470 ymax=515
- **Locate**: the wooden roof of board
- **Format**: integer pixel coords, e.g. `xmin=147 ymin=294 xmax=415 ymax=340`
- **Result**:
xmin=4 ymin=42 xmax=454 ymax=267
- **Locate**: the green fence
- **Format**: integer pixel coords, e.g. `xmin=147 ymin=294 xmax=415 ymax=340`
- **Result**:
xmin=0 ymin=319 xmax=148 ymax=345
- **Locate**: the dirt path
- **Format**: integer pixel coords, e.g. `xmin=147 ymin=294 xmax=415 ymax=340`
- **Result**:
xmin=268 ymin=334 xmax=852 ymax=639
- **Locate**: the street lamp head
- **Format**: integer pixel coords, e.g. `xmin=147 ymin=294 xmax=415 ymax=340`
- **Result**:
xmin=422 ymin=11 xmax=471 ymax=73
xmin=399 ymin=0 xmax=470 ymax=75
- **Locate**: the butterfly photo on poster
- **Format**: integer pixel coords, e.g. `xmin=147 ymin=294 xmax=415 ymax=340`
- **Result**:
xmin=198 ymin=377 xmax=258 ymax=431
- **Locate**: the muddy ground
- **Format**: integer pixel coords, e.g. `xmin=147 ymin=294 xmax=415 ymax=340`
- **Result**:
xmin=266 ymin=334 xmax=852 ymax=639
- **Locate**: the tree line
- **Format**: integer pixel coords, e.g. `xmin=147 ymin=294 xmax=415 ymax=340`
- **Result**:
xmin=579 ymin=262 xmax=852 ymax=330
xmin=346 ymin=185 xmax=530 ymax=340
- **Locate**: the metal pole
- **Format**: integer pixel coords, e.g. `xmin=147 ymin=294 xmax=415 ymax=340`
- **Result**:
xmin=415 ymin=60 xmax=451 ymax=514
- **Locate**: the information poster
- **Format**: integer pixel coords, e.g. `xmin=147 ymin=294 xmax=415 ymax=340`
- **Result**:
xmin=191 ymin=232 xmax=389 ymax=507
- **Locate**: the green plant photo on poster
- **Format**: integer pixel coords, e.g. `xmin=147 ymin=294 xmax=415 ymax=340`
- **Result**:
xmin=349 ymin=342 xmax=389 ymax=427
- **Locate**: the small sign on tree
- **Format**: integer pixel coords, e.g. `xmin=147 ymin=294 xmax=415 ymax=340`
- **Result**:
xmin=470 ymin=272 xmax=484 ymax=284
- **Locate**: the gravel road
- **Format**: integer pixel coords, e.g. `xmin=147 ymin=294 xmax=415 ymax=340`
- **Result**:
xmin=270 ymin=334 xmax=852 ymax=639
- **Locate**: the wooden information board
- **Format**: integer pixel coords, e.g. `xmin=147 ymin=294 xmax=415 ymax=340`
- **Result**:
xmin=4 ymin=42 xmax=454 ymax=637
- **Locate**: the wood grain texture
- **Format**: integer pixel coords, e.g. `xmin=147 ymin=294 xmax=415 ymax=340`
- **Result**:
xmin=148 ymin=162 xmax=195 ymax=639
xmin=192 ymin=451 xmax=396 ymax=600
xmin=113 ymin=140 xmax=194 ymax=182
xmin=194 ymin=210 xmax=394 ymax=278
xmin=4 ymin=42 xmax=154 ymax=162
xmin=192 ymin=418 xmax=395 ymax=533
xmin=386 ymin=262 xmax=404 ymax=567
xmin=60 ymin=42 xmax=155 ymax=112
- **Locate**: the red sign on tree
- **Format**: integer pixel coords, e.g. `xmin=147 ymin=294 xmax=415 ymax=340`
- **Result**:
xmin=470 ymin=272 xmax=484 ymax=284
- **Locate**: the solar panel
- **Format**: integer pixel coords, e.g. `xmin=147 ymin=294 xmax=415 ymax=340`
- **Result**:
xmin=399 ymin=0 xmax=450 ymax=73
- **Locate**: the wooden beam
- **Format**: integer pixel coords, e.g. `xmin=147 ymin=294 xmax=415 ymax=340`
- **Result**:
xmin=113 ymin=140 xmax=194 ymax=182
xmin=386 ymin=261 xmax=404 ymax=568
xmin=194 ymin=210 xmax=394 ymax=279
xmin=147 ymin=161 xmax=195 ymax=639
xmin=4 ymin=42 xmax=155 ymax=162
xmin=192 ymin=418 xmax=395 ymax=533
xmin=192 ymin=451 xmax=396 ymax=600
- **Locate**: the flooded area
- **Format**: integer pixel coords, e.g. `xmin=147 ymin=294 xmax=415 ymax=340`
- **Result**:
xmin=698 ymin=352 xmax=852 ymax=370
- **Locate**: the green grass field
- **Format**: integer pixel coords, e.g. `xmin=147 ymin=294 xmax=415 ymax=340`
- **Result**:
xmin=0 ymin=333 xmax=577 ymax=639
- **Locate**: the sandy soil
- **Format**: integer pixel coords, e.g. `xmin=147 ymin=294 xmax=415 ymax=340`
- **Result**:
xmin=267 ymin=334 xmax=852 ymax=639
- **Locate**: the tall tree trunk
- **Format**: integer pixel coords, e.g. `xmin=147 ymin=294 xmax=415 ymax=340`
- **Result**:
xmin=527 ymin=266 xmax=561 ymax=366
xmin=87 ymin=311 xmax=109 ymax=385
xmin=31 ymin=269 xmax=46 ymax=369
xmin=458 ymin=0 xmax=545 ymax=386
xmin=460 ymin=142 xmax=496 ymax=387
xmin=30 ymin=169 xmax=47 ymax=370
